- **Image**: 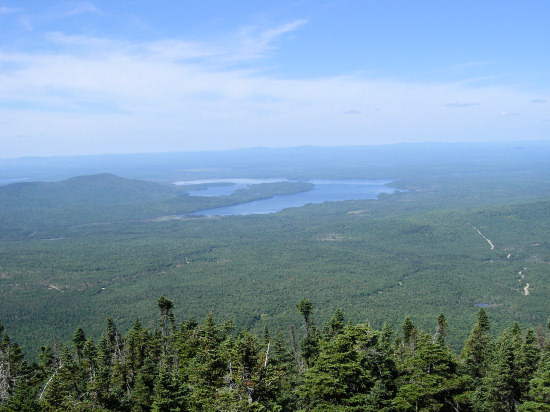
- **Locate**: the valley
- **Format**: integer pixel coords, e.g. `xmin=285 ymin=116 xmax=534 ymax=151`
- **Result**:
xmin=1 ymin=143 xmax=550 ymax=358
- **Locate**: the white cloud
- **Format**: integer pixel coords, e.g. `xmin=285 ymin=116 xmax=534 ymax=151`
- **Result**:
xmin=444 ymin=102 xmax=478 ymax=108
xmin=0 ymin=22 xmax=548 ymax=158
xmin=44 ymin=32 xmax=122 ymax=55
xmin=232 ymin=19 xmax=308 ymax=61
xmin=65 ymin=1 xmax=101 ymax=16
xmin=0 ymin=6 xmax=21 ymax=14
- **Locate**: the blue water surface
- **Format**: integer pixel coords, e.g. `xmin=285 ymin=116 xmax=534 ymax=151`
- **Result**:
xmin=182 ymin=179 xmax=395 ymax=216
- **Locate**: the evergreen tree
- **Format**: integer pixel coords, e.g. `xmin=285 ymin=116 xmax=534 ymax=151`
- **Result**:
xmin=72 ymin=327 xmax=86 ymax=365
xmin=1 ymin=299 xmax=549 ymax=411
xmin=327 ymin=308 xmax=345 ymax=338
xmin=402 ymin=316 xmax=415 ymax=346
xmin=520 ymin=335 xmax=550 ymax=411
xmin=460 ymin=308 xmax=492 ymax=380
xmin=393 ymin=331 xmax=466 ymax=411
xmin=296 ymin=300 xmax=320 ymax=368
xmin=482 ymin=328 xmax=521 ymax=412
xmin=186 ymin=312 xmax=229 ymax=410
xmin=378 ymin=322 xmax=393 ymax=354
xmin=98 ymin=318 xmax=122 ymax=368
xmin=81 ymin=338 xmax=98 ymax=394
xmin=0 ymin=326 xmax=27 ymax=405
xmin=299 ymin=324 xmax=379 ymax=410
xmin=266 ymin=327 xmax=300 ymax=411
xmin=518 ymin=329 xmax=542 ymax=400
xmin=152 ymin=361 xmax=187 ymax=412
xmin=296 ymin=299 xmax=313 ymax=337
xmin=0 ymin=377 xmax=40 ymax=412
xmin=132 ymin=356 xmax=157 ymax=411
xmin=434 ymin=313 xmax=448 ymax=346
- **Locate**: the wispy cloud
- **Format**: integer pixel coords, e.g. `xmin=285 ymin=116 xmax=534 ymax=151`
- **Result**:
xmin=531 ymin=98 xmax=547 ymax=103
xmin=233 ymin=19 xmax=307 ymax=61
xmin=46 ymin=32 xmax=120 ymax=51
xmin=444 ymin=102 xmax=478 ymax=108
xmin=501 ymin=112 xmax=519 ymax=116
xmin=65 ymin=1 xmax=101 ymax=16
xmin=0 ymin=6 xmax=21 ymax=14
xmin=0 ymin=19 xmax=547 ymax=157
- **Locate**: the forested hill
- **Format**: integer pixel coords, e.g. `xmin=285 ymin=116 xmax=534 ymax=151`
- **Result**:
xmin=2 ymin=143 xmax=550 ymax=402
xmin=1 ymin=299 xmax=549 ymax=411
xmin=0 ymin=173 xmax=183 ymax=209
xmin=0 ymin=174 xmax=313 ymax=240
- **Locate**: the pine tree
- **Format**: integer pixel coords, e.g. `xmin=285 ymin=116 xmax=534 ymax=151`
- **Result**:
xmin=0 ymin=326 xmax=27 ymax=405
xmin=296 ymin=299 xmax=320 ymax=368
xmin=132 ymin=356 xmax=157 ymax=411
xmin=0 ymin=376 xmax=40 ymax=412
xmin=265 ymin=327 xmax=299 ymax=411
xmin=124 ymin=318 xmax=151 ymax=388
xmin=157 ymin=297 xmax=176 ymax=363
xmin=296 ymin=299 xmax=313 ymax=338
xmin=520 ymin=331 xmax=550 ymax=411
xmin=187 ymin=312 xmax=229 ymax=410
xmin=98 ymin=318 xmax=122 ymax=368
xmin=393 ymin=331 xmax=465 ymax=411
xmin=38 ymin=344 xmax=84 ymax=410
xmin=483 ymin=329 xmax=519 ymax=412
xmin=518 ymin=329 xmax=542 ymax=400
xmin=434 ymin=313 xmax=448 ymax=346
xmin=460 ymin=308 xmax=492 ymax=380
xmin=152 ymin=361 xmax=188 ymax=412
xmin=402 ymin=316 xmax=415 ymax=346
xmin=328 ymin=308 xmax=345 ymax=338
xmin=72 ymin=327 xmax=86 ymax=365
xmin=378 ymin=322 xmax=393 ymax=354
xmin=299 ymin=324 xmax=379 ymax=410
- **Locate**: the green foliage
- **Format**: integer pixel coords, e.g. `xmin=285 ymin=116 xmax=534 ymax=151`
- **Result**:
xmin=2 ymin=162 xmax=550 ymax=360
xmin=2 ymin=144 xmax=550 ymax=392
xmin=520 ymin=343 xmax=550 ymax=411
xmin=0 ymin=300 xmax=549 ymax=411
xmin=460 ymin=309 xmax=492 ymax=381
xmin=393 ymin=331 xmax=466 ymax=411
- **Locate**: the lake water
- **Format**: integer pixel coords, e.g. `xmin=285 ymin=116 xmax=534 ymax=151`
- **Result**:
xmin=176 ymin=179 xmax=395 ymax=216
xmin=179 ymin=178 xmax=288 ymax=197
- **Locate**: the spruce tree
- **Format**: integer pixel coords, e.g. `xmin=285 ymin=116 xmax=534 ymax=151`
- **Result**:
xmin=460 ymin=308 xmax=492 ymax=380
xmin=72 ymin=327 xmax=86 ymax=365
xmin=299 ymin=324 xmax=379 ymax=410
xmin=520 ymin=333 xmax=550 ymax=410
xmin=393 ymin=331 xmax=465 ymax=411
xmin=152 ymin=360 xmax=188 ymax=412
xmin=483 ymin=329 xmax=519 ymax=412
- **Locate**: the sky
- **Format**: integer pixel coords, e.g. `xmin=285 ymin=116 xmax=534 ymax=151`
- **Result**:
xmin=1 ymin=0 xmax=549 ymax=158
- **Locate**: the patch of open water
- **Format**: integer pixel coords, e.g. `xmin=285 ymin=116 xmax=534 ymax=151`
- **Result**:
xmin=176 ymin=179 xmax=396 ymax=216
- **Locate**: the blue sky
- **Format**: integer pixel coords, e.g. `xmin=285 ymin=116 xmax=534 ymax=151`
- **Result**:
xmin=1 ymin=1 xmax=549 ymax=158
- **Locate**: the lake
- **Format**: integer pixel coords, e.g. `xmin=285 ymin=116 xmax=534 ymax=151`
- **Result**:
xmin=175 ymin=179 xmax=395 ymax=216
xmin=179 ymin=178 xmax=288 ymax=197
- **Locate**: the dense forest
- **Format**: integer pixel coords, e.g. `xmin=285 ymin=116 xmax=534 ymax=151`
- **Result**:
xmin=1 ymin=298 xmax=549 ymax=411
xmin=2 ymin=176 xmax=550 ymax=357
xmin=2 ymin=143 xmax=550 ymax=360
xmin=1 ymin=143 xmax=550 ymax=411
